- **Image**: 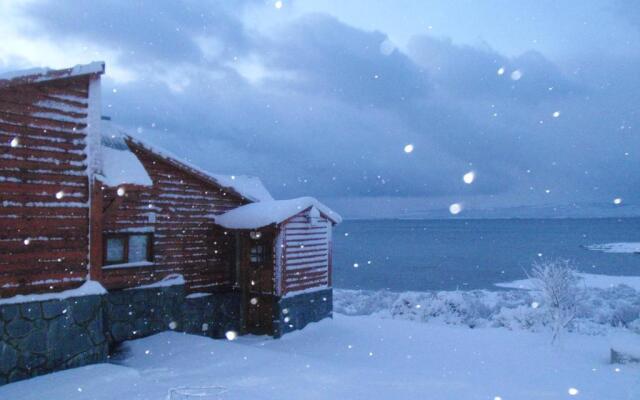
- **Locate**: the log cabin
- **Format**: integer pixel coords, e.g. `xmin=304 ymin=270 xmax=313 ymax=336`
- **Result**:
xmin=0 ymin=62 xmax=340 ymax=384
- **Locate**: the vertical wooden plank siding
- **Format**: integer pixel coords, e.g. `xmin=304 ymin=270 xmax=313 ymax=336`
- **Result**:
xmin=281 ymin=209 xmax=332 ymax=295
xmin=99 ymin=145 xmax=246 ymax=292
xmin=0 ymin=76 xmax=94 ymax=298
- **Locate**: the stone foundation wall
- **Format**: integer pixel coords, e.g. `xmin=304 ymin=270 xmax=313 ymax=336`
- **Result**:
xmin=273 ymin=288 xmax=332 ymax=337
xmin=182 ymin=290 xmax=242 ymax=338
xmin=103 ymin=285 xmax=184 ymax=345
xmin=0 ymin=294 xmax=107 ymax=385
xmin=0 ymin=285 xmax=323 ymax=386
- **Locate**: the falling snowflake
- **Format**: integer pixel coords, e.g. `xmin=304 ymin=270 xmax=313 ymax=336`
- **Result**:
xmin=10 ymin=137 xmax=18 ymax=147
xmin=463 ymin=171 xmax=475 ymax=184
xmin=23 ymin=238 xmax=30 ymax=245
xmin=449 ymin=203 xmax=462 ymax=215
xmin=552 ymin=111 xmax=561 ymax=118
xmin=117 ymin=187 xmax=126 ymax=197
xmin=55 ymin=191 xmax=64 ymax=199
xmin=225 ymin=331 xmax=237 ymax=341
xmin=404 ymin=144 xmax=414 ymax=153
xmin=497 ymin=67 xmax=505 ymax=75
xmin=568 ymin=387 xmax=579 ymax=396
xmin=531 ymin=301 xmax=540 ymax=309
xmin=168 ymin=321 xmax=177 ymax=330
xmin=250 ymin=297 xmax=258 ymax=305
xmin=274 ymin=0 xmax=283 ymax=9
xmin=613 ymin=198 xmax=622 ymax=205
xmin=510 ymin=69 xmax=523 ymax=80
xmin=379 ymin=39 xmax=396 ymax=56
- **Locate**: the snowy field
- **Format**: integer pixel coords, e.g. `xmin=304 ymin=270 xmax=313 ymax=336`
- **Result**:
xmin=2 ymin=273 xmax=638 ymax=399
xmin=1 ymin=314 xmax=638 ymax=400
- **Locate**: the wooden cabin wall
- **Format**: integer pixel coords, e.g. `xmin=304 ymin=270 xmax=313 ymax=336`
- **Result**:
xmin=0 ymin=76 xmax=93 ymax=298
xmin=280 ymin=209 xmax=332 ymax=295
xmin=100 ymin=146 xmax=245 ymax=292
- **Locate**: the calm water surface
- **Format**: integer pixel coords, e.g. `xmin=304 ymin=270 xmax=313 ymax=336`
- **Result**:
xmin=332 ymin=218 xmax=640 ymax=291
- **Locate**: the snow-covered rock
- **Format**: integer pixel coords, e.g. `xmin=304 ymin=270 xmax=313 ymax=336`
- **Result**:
xmin=584 ymin=242 xmax=640 ymax=254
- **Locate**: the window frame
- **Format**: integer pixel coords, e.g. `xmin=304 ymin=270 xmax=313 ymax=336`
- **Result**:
xmin=103 ymin=233 xmax=154 ymax=266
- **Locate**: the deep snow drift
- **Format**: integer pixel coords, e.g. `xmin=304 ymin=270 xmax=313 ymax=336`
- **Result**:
xmin=1 ymin=315 xmax=638 ymax=400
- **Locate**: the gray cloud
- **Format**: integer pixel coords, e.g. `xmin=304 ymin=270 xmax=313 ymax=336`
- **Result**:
xmin=20 ymin=0 xmax=257 ymax=63
xmin=12 ymin=2 xmax=640 ymax=216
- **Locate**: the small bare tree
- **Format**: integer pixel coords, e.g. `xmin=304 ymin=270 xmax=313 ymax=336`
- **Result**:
xmin=528 ymin=259 xmax=580 ymax=343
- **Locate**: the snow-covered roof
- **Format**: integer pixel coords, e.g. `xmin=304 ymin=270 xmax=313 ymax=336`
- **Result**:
xmin=211 ymin=174 xmax=274 ymax=202
xmin=126 ymin=135 xmax=273 ymax=202
xmin=0 ymin=61 xmax=105 ymax=88
xmin=98 ymin=121 xmax=153 ymax=187
xmin=214 ymin=197 xmax=342 ymax=229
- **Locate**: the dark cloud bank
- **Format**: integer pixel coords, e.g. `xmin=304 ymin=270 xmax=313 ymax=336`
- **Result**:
xmin=17 ymin=1 xmax=640 ymax=218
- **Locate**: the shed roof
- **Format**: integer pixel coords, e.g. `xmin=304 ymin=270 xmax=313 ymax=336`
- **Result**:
xmin=214 ymin=197 xmax=342 ymax=229
xmin=0 ymin=61 xmax=105 ymax=88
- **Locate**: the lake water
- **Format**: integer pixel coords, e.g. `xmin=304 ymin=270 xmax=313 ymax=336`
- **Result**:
xmin=332 ymin=218 xmax=640 ymax=291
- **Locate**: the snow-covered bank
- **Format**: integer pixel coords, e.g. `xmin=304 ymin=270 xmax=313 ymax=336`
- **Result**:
xmin=334 ymin=281 xmax=640 ymax=335
xmin=496 ymin=272 xmax=640 ymax=291
xmin=585 ymin=242 xmax=640 ymax=253
xmin=1 ymin=315 xmax=637 ymax=400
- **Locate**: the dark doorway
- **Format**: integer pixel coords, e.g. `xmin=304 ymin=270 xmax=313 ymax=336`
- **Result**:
xmin=240 ymin=231 xmax=275 ymax=335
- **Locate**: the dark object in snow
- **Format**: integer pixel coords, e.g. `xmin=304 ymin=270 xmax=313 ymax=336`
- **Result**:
xmin=611 ymin=348 xmax=640 ymax=364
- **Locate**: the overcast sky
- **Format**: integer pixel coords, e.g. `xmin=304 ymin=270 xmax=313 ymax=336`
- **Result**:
xmin=1 ymin=0 xmax=639 ymax=218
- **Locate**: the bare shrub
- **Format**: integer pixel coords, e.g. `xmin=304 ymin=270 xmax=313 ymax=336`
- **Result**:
xmin=528 ymin=259 xmax=580 ymax=343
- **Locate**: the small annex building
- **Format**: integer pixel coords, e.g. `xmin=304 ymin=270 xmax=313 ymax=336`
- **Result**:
xmin=0 ymin=62 xmax=341 ymax=385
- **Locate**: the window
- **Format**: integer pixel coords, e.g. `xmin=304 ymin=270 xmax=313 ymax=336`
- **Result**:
xmin=105 ymin=237 xmax=125 ymax=264
xmin=250 ymin=244 xmax=265 ymax=264
xmin=103 ymin=234 xmax=153 ymax=265
xmin=128 ymin=235 xmax=150 ymax=262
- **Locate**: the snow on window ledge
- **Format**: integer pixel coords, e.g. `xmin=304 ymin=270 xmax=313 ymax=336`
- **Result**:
xmin=125 ymin=274 xmax=185 ymax=290
xmin=102 ymin=261 xmax=154 ymax=270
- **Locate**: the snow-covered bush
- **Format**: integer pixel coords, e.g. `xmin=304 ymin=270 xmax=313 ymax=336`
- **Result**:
xmin=334 ymin=278 xmax=640 ymax=337
xmin=528 ymin=259 xmax=580 ymax=342
xmin=333 ymin=289 xmax=397 ymax=316
xmin=492 ymin=304 xmax=545 ymax=331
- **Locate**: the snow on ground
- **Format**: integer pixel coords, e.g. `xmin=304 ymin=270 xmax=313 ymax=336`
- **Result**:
xmin=496 ymin=272 xmax=640 ymax=291
xmin=585 ymin=242 xmax=640 ymax=254
xmin=1 ymin=315 xmax=638 ymax=400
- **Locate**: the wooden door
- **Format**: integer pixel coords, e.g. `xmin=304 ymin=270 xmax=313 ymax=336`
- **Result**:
xmin=241 ymin=234 xmax=275 ymax=335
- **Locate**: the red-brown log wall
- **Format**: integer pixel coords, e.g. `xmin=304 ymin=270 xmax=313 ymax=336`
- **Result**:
xmin=100 ymin=145 xmax=245 ymax=292
xmin=281 ymin=210 xmax=332 ymax=295
xmin=0 ymin=77 xmax=93 ymax=298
